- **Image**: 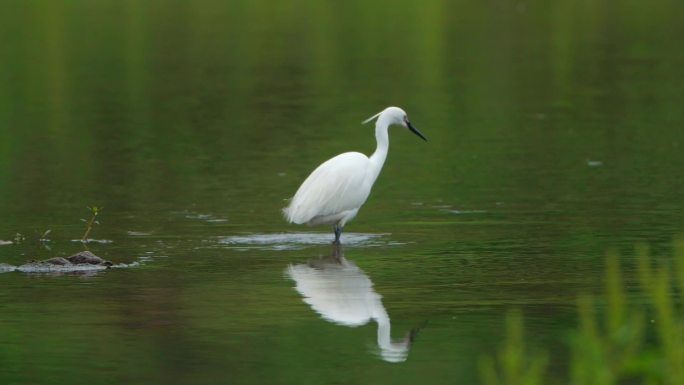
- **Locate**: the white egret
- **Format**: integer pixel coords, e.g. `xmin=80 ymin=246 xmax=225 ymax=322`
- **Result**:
xmin=283 ymin=106 xmax=426 ymax=244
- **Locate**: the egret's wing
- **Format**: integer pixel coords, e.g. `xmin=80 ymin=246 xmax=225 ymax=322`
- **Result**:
xmin=284 ymin=152 xmax=371 ymax=224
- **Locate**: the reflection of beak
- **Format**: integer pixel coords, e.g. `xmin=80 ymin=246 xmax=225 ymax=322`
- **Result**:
xmin=407 ymin=121 xmax=427 ymax=141
xmin=408 ymin=320 xmax=428 ymax=343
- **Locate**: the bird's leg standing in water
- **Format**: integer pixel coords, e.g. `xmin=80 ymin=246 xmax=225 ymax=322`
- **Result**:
xmin=331 ymin=242 xmax=343 ymax=259
xmin=333 ymin=225 xmax=343 ymax=245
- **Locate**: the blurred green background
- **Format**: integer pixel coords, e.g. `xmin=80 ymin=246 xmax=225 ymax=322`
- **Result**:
xmin=1 ymin=0 xmax=683 ymax=384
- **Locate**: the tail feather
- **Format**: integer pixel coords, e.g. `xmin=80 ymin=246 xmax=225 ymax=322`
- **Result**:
xmin=282 ymin=202 xmax=306 ymax=224
xmin=282 ymin=205 xmax=293 ymax=223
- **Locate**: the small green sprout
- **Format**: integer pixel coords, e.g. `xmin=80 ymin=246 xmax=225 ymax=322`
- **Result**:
xmin=81 ymin=206 xmax=102 ymax=242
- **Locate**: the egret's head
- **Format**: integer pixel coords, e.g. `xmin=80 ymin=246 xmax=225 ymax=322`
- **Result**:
xmin=362 ymin=106 xmax=427 ymax=141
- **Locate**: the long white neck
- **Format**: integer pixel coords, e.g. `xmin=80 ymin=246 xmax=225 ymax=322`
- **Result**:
xmin=375 ymin=307 xmax=409 ymax=363
xmin=368 ymin=117 xmax=390 ymax=184
xmin=376 ymin=309 xmax=392 ymax=351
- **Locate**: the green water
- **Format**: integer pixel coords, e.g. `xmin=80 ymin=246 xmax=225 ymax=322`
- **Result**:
xmin=1 ymin=0 xmax=684 ymax=384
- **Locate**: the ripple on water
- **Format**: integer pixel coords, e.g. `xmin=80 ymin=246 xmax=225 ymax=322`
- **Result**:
xmin=217 ymin=232 xmax=393 ymax=250
xmin=441 ymin=209 xmax=488 ymax=215
xmin=127 ymin=231 xmax=152 ymax=236
xmin=0 ymin=263 xmax=15 ymax=272
xmin=177 ymin=211 xmax=229 ymax=223
xmin=70 ymin=239 xmax=114 ymax=244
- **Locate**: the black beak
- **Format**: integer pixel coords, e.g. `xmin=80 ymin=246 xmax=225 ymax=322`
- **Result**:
xmin=407 ymin=121 xmax=427 ymax=141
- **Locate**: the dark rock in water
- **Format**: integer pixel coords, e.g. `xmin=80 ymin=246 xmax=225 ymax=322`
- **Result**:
xmin=66 ymin=251 xmax=112 ymax=266
xmin=1 ymin=251 xmax=123 ymax=274
xmin=16 ymin=251 xmax=113 ymax=273
xmin=44 ymin=257 xmax=71 ymax=265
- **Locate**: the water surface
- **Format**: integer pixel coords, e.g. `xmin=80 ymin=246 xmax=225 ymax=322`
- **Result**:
xmin=1 ymin=0 xmax=684 ymax=384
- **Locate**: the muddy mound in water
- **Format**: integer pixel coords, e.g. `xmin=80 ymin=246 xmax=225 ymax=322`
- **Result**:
xmin=1 ymin=251 xmax=135 ymax=274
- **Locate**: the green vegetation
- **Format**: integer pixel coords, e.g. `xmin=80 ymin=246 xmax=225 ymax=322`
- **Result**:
xmin=482 ymin=240 xmax=684 ymax=385
xmin=3 ymin=207 xmax=101 ymax=260
xmin=479 ymin=310 xmax=548 ymax=385
xmin=80 ymin=205 xmax=102 ymax=242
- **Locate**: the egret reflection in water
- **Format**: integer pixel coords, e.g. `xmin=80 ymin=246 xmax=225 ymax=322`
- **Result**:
xmin=286 ymin=245 xmax=416 ymax=363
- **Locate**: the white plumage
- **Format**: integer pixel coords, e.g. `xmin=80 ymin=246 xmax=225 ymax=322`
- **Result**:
xmin=284 ymin=152 xmax=371 ymax=226
xmin=283 ymin=106 xmax=426 ymax=244
xmin=286 ymin=249 xmax=414 ymax=363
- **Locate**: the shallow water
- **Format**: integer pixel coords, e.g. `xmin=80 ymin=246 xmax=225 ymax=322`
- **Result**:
xmin=1 ymin=0 xmax=684 ymax=384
